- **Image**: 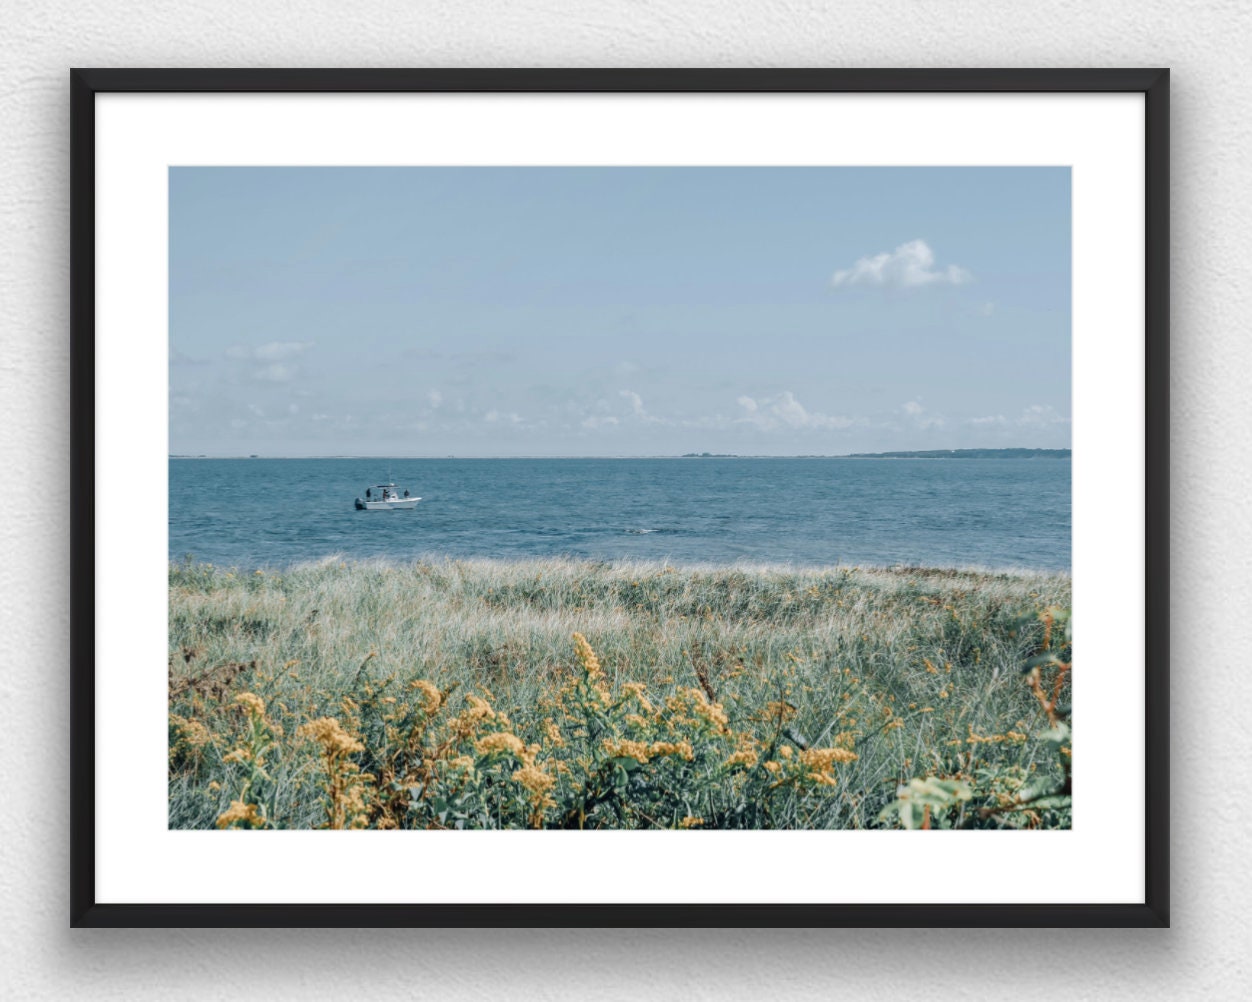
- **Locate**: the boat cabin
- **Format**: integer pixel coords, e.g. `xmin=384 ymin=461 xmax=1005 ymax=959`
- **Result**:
xmin=364 ymin=483 xmax=411 ymax=501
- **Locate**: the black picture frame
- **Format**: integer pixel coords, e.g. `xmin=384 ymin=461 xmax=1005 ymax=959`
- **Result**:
xmin=70 ymin=67 xmax=1169 ymax=929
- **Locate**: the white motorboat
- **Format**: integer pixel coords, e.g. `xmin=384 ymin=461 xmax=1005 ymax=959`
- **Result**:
xmin=355 ymin=483 xmax=420 ymax=510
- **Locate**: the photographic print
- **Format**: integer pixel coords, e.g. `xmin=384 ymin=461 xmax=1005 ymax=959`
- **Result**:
xmin=166 ymin=165 xmax=1074 ymax=833
xmin=75 ymin=70 xmax=1166 ymax=925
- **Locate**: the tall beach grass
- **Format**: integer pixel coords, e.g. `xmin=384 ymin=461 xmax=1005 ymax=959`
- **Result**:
xmin=168 ymin=557 xmax=1072 ymax=830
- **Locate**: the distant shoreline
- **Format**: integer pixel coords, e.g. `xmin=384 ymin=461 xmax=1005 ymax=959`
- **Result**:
xmin=170 ymin=448 xmax=1072 ymax=461
xmin=171 ymin=553 xmax=1071 ymax=579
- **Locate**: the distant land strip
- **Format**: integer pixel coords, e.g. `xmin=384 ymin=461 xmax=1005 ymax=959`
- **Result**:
xmin=845 ymin=448 xmax=1071 ymax=460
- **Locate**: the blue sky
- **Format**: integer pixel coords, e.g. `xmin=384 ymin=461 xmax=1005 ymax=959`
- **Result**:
xmin=169 ymin=167 xmax=1070 ymax=456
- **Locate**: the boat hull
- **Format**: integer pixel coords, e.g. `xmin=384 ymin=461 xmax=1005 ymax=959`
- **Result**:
xmin=355 ymin=497 xmax=420 ymax=510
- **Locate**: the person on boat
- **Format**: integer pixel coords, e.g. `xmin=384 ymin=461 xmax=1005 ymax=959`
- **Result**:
xmin=366 ymin=488 xmax=372 ymax=500
xmin=403 ymin=490 xmax=410 ymax=498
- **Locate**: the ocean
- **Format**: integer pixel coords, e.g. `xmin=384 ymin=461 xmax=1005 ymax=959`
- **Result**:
xmin=169 ymin=457 xmax=1071 ymax=572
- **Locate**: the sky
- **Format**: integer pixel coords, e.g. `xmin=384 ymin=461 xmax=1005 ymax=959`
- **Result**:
xmin=169 ymin=166 xmax=1071 ymax=457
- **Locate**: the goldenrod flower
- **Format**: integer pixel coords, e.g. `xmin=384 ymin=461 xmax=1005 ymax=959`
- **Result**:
xmin=233 ymin=692 xmax=266 ymax=718
xmin=602 ymin=738 xmax=652 ymax=763
xmin=465 ymin=695 xmax=496 ymax=719
xmin=649 ymin=740 xmax=695 ymax=762
xmin=216 ymin=799 xmax=264 ymax=829
xmin=297 ymin=717 xmax=364 ymax=756
xmin=801 ymin=747 xmax=858 ymax=768
xmin=799 ymin=746 xmax=858 ymax=786
xmin=572 ymin=632 xmax=602 ymax=678
xmin=678 ymin=816 xmax=704 ymax=829
xmin=475 ymin=732 xmax=525 ymax=757
xmin=724 ymin=750 xmax=758 ymax=769
xmin=169 ymin=714 xmax=211 ymax=749
xmin=621 ymin=681 xmax=654 ymax=712
xmin=764 ymin=700 xmax=797 ymax=724
xmin=512 ymin=764 xmax=555 ymax=796
xmin=410 ymin=679 xmax=442 ymax=715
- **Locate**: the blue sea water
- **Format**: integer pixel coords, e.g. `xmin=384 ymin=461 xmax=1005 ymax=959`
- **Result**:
xmin=168 ymin=457 xmax=1071 ymax=572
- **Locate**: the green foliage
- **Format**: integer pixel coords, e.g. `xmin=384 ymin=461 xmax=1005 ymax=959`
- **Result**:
xmin=878 ymin=606 xmax=1072 ymax=830
xmin=167 ymin=558 xmax=1072 ymax=830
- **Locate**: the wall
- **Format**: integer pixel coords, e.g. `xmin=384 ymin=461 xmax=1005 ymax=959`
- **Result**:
xmin=1 ymin=2 xmax=1246 ymax=998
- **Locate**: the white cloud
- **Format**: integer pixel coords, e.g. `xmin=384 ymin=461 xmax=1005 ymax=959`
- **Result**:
xmin=227 ymin=342 xmax=312 ymax=384
xmin=831 ymin=239 xmax=972 ymax=289
xmin=967 ymin=406 xmax=1068 ymax=429
xmin=581 ymin=415 xmax=619 ymax=430
xmin=620 ymin=390 xmax=646 ymax=418
xmin=227 ymin=341 xmax=313 ymax=361
xmin=1018 ymin=404 xmax=1069 ymax=427
xmin=253 ymin=363 xmax=294 ymax=383
xmin=255 ymin=341 xmax=312 ymax=361
xmin=980 ymin=301 xmax=996 ymax=317
xmin=736 ymin=391 xmax=855 ymax=431
xmin=484 ymin=410 xmax=522 ymax=425
xmin=427 ymin=390 xmax=443 ymax=409
xmin=619 ymin=390 xmax=666 ymax=425
xmin=901 ymin=399 xmax=945 ymax=429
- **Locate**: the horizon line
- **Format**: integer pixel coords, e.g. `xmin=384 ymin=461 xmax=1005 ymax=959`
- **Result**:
xmin=169 ymin=447 xmax=1073 ymax=460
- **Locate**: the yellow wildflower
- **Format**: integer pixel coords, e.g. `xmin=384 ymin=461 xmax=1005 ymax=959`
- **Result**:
xmin=475 ymin=732 xmax=525 ymax=757
xmin=512 ymin=764 xmax=556 ymax=796
xmin=297 ymin=717 xmax=364 ymax=756
xmin=572 ymin=632 xmax=602 ymax=678
xmin=779 ymin=745 xmax=793 ymax=760
xmin=724 ymin=749 xmax=758 ymax=769
xmin=602 ymin=738 xmax=652 ymax=763
xmin=465 ymin=695 xmax=496 ymax=720
xmin=799 ymin=746 xmax=858 ymax=786
xmin=544 ymin=719 xmax=565 ymax=746
xmin=649 ymin=740 xmax=695 ymax=761
xmin=764 ymin=700 xmax=797 ymax=724
xmin=169 ymin=714 xmax=211 ymax=749
xmin=410 ymin=679 xmax=442 ymax=715
xmin=216 ymin=800 xmax=264 ymax=829
xmin=233 ymin=692 xmax=266 ymax=718
xmin=678 ymin=816 xmax=704 ymax=829
xmin=621 ymin=681 xmax=654 ymax=712
xmin=801 ymin=747 xmax=858 ymax=769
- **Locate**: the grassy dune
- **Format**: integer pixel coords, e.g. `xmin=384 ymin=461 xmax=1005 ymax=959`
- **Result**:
xmin=168 ymin=557 xmax=1072 ymax=830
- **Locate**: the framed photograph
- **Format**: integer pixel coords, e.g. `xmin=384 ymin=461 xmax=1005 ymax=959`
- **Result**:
xmin=71 ymin=68 xmax=1168 ymax=927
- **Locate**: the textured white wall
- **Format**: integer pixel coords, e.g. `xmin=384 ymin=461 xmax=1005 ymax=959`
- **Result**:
xmin=1 ymin=1 xmax=1246 ymax=998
